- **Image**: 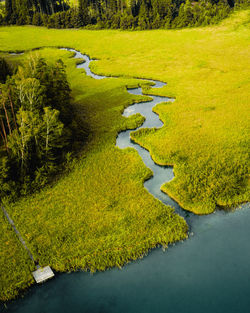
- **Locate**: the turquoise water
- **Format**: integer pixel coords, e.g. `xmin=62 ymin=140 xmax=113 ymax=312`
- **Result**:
xmin=1 ymin=49 xmax=249 ymax=313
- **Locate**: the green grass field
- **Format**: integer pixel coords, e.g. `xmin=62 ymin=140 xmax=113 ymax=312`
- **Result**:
xmin=0 ymin=9 xmax=249 ymax=300
xmin=0 ymin=49 xmax=187 ymax=301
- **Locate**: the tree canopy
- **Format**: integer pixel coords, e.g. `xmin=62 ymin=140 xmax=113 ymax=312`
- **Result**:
xmin=0 ymin=55 xmax=73 ymax=200
xmin=2 ymin=0 xmax=248 ymax=29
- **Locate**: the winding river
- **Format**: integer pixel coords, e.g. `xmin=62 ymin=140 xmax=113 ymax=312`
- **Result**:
xmin=2 ymin=49 xmax=250 ymax=313
xmin=70 ymin=48 xmax=189 ymax=219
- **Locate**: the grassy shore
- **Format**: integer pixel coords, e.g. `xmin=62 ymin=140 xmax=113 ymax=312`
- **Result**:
xmin=0 ymin=9 xmax=249 ymax=300
xmin=0 ymin=210 xmax=34 ymax=301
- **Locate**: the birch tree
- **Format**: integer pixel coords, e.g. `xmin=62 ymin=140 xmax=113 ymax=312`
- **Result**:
xmin=8 ymin=108 xmax=38 ymax=173
xmin=16 ymin=77 xmax=44 ymax=111
xmin=41 ymin=107 xmax=64 ymax=157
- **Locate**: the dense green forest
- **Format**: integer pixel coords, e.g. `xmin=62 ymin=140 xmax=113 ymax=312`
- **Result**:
xmin=1 ymin=0 xmax=249 ymax=29
xmin=0 ymin=55 xmax=78 ymax=201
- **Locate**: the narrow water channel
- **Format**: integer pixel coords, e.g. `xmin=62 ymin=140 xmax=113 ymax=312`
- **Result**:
xmin=67 ymin=48 xmax=190 ymax=219
xmin=2 ymin=49 xmax=249 ymax=313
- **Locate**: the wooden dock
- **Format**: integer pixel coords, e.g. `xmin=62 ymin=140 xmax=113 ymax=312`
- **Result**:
xmin=32 ymin=266 xmax=55 ymax=283
xmin=1 ymin=206 xmax=55 ymax=284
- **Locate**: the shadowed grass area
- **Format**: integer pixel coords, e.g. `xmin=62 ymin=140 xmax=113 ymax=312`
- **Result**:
xmin=0 ymin=48 xmax=188 ymax=301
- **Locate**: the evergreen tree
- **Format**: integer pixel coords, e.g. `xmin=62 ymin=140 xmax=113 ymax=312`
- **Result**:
xmin=0 ymin=58 xmax=12 ymax=84
xmin=32 ymin=12 xmax=43 ymax=26
xmin=3 ymin=0 xmax=239 ymax=34
xmin=138 ymin=1 xmax=149 ymax=29
xmin=78 ymin=0 xmax=90 ymax=25
xmin=5 ymin=0 xmax=13 ymax=21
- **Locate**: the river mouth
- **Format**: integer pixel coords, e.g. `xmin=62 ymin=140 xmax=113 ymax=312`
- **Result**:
xmin=2 ymin=48 xmax=250 ymax=313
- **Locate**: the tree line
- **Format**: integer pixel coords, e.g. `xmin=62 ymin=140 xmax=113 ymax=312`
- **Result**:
xmin=0 ymin=55 xmax=78 ymax=201
xmin=0 ymin=0 xmax=249 ymax=30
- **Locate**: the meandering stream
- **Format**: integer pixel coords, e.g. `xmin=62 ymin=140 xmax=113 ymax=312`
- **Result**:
xmin=2 ymin=49 xmax=250 ymax=313
xmin=67 ymin=48 xmax=190 ymax=220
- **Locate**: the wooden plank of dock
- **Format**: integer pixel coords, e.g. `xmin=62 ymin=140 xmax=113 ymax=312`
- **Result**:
xmin=1 ymin=206 xmax=55 ymax=284
xmin=32 ymin=266 xmax=55 ymax=283
xmin=1 ymin=206 xmax=35 ymax=263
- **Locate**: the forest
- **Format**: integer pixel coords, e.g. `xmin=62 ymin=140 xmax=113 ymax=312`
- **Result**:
xmin=0 ymin=0 xmax=249 ymax=29
xmin=0 ymin=55 xmax=78 ymax=201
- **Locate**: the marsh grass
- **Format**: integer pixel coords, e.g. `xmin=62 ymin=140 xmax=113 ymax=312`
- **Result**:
xmin=0 ymin=48 xmax=188 ymax=301
xmin=0 ymin=210 xmax=34 ymax=301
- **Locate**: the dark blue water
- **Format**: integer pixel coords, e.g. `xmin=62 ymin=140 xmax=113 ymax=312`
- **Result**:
xmin=2 ymin=49 xmax=249 ymax=313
